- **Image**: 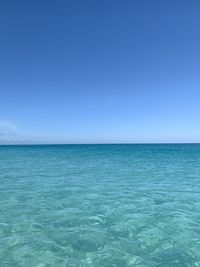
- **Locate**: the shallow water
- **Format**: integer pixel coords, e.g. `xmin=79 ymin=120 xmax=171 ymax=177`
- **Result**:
xmin=0 ymin=144 xmax=200 ymax=266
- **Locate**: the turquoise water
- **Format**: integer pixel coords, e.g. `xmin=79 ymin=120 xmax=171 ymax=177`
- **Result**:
xmin=0 ymin=144 xmax=200 ymax=266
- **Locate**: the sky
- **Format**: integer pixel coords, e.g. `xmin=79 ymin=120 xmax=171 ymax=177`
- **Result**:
xmin=0 ymin=0 xmax=200 ymax=144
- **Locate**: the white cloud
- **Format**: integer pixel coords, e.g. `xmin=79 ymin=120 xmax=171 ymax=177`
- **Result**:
xmin=0 ymin=120 xmax=23 ymax=143
xmin=0 ymin=120 xmax=51 ymax=144
xmin=0 ymin=121 xmax=17 ymax=131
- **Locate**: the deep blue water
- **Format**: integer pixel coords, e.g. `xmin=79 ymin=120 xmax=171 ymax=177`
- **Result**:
xmin=0 ymin=144 xmax=200 ymax=266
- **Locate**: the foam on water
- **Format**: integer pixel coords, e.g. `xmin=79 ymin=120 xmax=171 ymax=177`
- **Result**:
xmin=0 ymin=144 xmax=200 ymax=266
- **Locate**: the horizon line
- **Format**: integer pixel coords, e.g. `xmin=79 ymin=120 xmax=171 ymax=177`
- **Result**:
xmin=1 ymin=142 xmax=200 ymax=146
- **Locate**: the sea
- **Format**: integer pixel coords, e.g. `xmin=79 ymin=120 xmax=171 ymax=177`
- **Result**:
xmin=0 ymin=144 xmax=200 ymax=266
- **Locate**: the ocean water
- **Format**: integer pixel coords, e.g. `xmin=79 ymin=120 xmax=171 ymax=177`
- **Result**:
xmin=0 ymin=144 xmax=200 ymax=267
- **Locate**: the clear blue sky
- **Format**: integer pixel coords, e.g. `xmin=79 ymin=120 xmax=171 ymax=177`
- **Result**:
xmin=0 ymin=0 xmax=200 ymax=143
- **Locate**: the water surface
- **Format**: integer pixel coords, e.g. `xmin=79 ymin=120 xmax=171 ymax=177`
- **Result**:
xmin=0 ymin=144 xmax=200 ymax=266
